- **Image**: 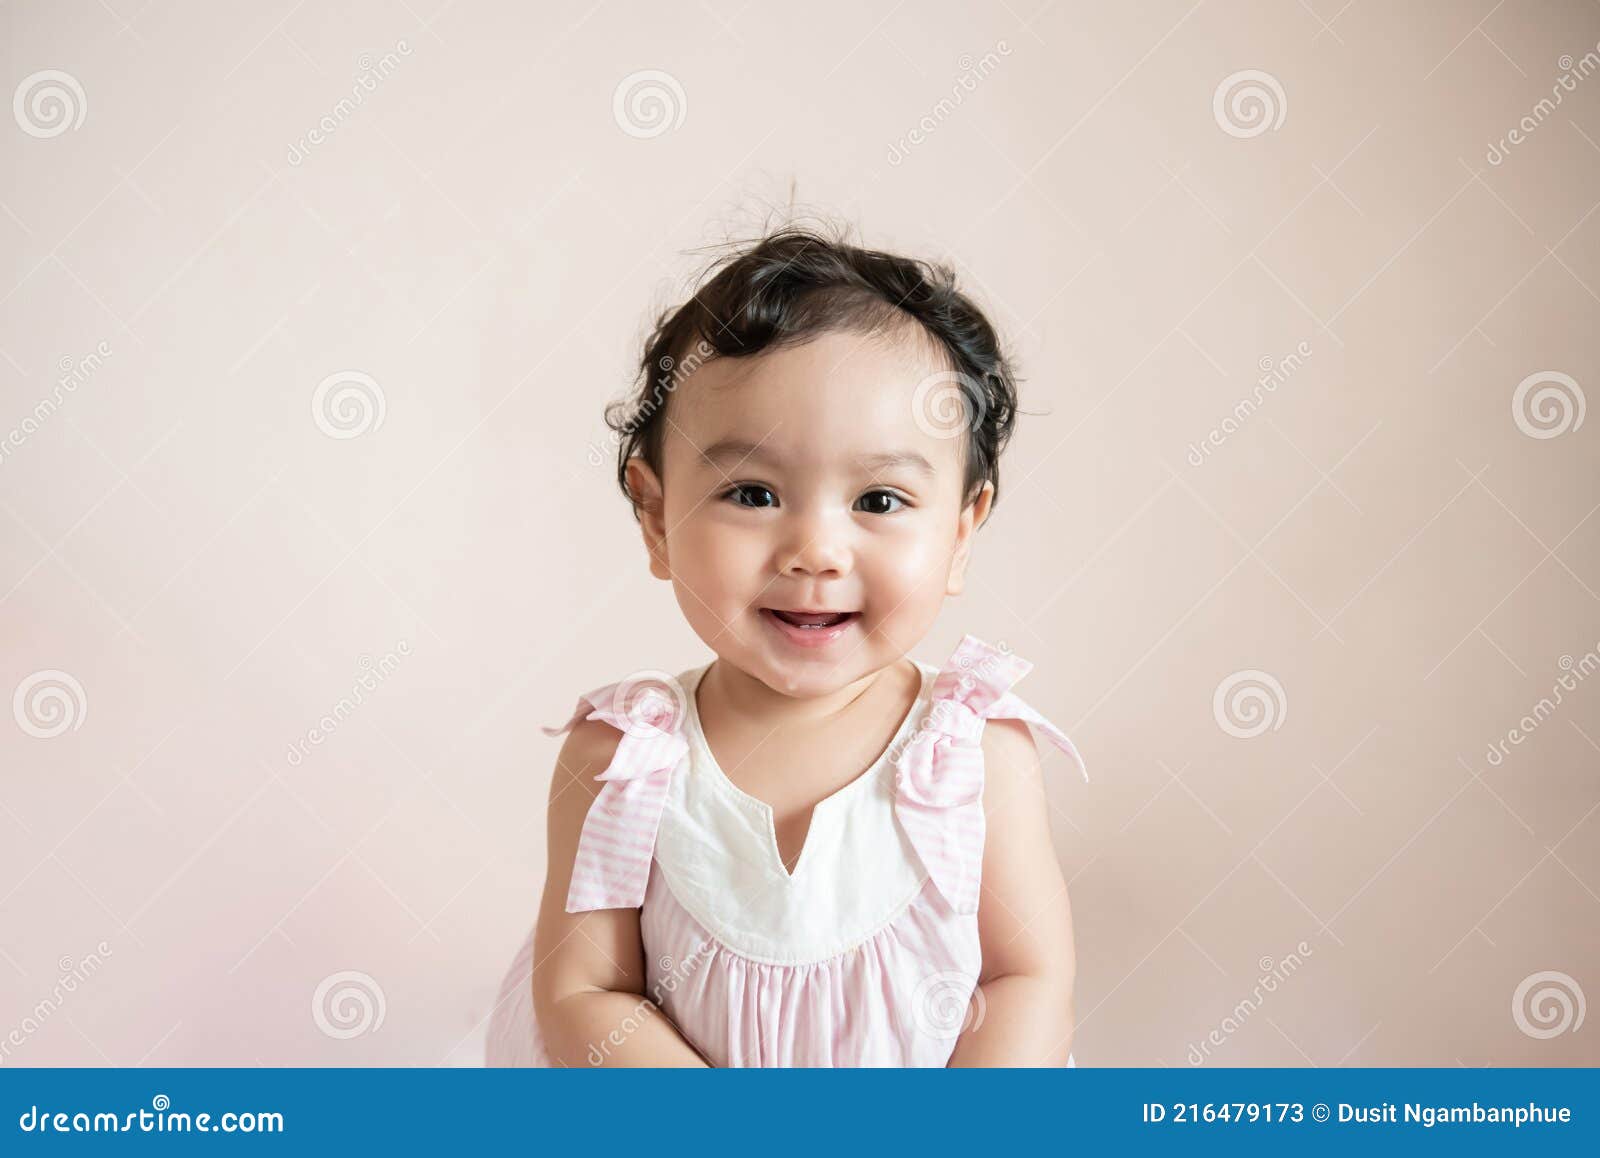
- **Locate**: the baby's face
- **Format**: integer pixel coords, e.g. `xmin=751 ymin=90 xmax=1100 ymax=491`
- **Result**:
xmin=628 ymin=327 xmax=991 ymax=699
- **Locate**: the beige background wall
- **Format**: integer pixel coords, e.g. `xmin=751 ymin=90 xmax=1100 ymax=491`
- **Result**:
xmin=2 ymin=0 xmax=1596 ymax=1066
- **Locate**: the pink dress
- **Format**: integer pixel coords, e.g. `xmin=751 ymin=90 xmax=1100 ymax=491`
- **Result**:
xmin=485 ymin=634 xmax=1086 ymax=1067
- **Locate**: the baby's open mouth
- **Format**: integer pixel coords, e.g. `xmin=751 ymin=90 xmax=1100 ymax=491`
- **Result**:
xmin=762 ymin=609 xmax=859 ymax=629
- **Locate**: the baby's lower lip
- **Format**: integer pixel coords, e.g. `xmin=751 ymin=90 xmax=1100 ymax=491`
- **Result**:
xmin=759 ymin=608 xmax=860 ymax=648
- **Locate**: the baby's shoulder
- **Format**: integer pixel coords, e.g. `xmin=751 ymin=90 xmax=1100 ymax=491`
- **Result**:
xmin=979 ymin=715 xmax=1049 ymax=808
xmin=549 ymin=715 xmax=624 ymax=803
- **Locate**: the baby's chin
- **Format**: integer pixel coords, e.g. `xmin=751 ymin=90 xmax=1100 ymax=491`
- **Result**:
xmin=752 ymin=661 xmax=867 ymax=701
xmin=748 ymin=629 xmax=905 ymax=700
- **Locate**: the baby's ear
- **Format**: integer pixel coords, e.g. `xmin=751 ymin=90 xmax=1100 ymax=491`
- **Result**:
xmin=624 ymin=457 xmax=672 ymax=580
xmin=946 ymin=480 xmax=994 ymax=596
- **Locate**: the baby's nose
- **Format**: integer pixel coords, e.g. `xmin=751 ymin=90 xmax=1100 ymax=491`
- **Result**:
xmin=779 ymin=517 xmax=852 ymax=578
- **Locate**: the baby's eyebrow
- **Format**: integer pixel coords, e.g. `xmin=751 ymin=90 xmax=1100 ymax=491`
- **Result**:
xmin=697 ymin=439 xmax=935 ymax=479
xmin=697 ymin=438 xmax=774 ymax=469
xmin=856 ymin=450 xmax=936 ymax=478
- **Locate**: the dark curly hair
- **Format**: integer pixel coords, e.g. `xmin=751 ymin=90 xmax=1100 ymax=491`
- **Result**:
xmin=606 ymin=222 xmax=1020 ymax=520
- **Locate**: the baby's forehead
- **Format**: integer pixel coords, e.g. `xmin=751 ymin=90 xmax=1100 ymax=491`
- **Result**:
xmin=669 ymin=326 xmax=958 ymax=448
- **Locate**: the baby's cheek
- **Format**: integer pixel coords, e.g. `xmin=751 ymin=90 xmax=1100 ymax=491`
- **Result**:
xmin=673 ymin=519 xmax=759 ymax=602
xmin=869 ymin=537 xmax=952 ymax=615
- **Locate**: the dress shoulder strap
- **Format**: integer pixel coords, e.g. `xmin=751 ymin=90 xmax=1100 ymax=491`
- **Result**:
xmin=541 ymin=671 xmax=691 ymax=912
xmin=894 ymin=635 xmax=1087 ymax=916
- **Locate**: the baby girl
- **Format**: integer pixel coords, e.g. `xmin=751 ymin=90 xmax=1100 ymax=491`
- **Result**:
xmin=487 ymin=223 xmax=1087 ymax=1067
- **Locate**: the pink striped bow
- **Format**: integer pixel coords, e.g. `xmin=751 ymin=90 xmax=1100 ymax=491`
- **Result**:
xmin=542 ymin=672 xmax=690 ymax=912
xmin=895 ymin=635 xmax=1088 ymax=916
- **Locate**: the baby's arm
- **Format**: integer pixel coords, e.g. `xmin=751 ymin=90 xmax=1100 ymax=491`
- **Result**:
xmin=945 ymin=717 xmax=1078 ymax=1067
xmin=529 ymin=718 xmax=709 ymax=1067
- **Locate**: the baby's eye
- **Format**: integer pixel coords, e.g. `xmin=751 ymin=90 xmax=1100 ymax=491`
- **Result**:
xmin=855 ymin=489 xmax=905 ymax=515
xmin=725 ymin=483 xmax=777 ymax=509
